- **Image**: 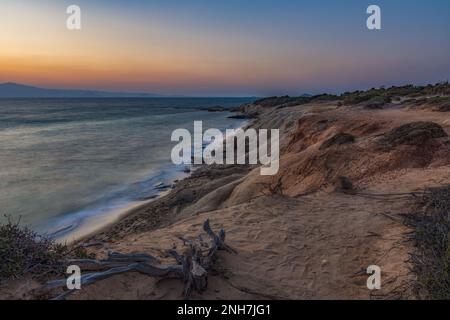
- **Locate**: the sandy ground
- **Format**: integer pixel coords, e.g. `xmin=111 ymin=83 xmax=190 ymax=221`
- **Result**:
xmin=3 ymin=99 xmax=449 ymax=300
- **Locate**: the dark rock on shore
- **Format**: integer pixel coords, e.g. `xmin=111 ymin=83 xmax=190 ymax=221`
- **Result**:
xmin=228 ymin=113 xmax=257 ymax=119
xmin=153 ymin=182 xmax=172 ymax=191
xmin=202 ymin=106 xmax=228 ymax=112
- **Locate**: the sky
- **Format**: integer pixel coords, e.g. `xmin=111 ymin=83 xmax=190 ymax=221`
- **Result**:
xmin=1 ymin=0 xmax=449 ymax=96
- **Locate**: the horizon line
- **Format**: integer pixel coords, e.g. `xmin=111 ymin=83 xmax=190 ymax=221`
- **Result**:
xmin=1 ymin=80 xmax=449 ymax=99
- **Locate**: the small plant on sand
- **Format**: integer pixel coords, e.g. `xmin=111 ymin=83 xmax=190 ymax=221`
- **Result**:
xmin=406 ymin=186 xmax=450 ymax=299
xmin=0 ymin=216 xmax=69 ymax=281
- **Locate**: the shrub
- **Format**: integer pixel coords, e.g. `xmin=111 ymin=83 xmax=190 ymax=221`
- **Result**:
xmin=406 ymin=186 xmax=450 ymax=299
xmin=0 ymin=217 xmax=69 ymax=281
xmin=310 ymin=94 xmax=340 ymax=102
xmin=378 ymin=121 xmax=447 ymax=148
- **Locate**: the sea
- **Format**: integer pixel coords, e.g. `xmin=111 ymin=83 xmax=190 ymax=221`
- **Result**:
xmin=0 ymin=97 xmax=254 ymax=242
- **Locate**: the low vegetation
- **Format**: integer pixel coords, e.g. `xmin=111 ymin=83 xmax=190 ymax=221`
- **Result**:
xmin=0 ymin=217 xmax=74 ymax=282
xmin=378 ymin=122 xmax=448 ymax=148
xmin=253 ymin=81 xmax=450 ymax=108
xmin=406 ymin=186 xmax=450 ymax=299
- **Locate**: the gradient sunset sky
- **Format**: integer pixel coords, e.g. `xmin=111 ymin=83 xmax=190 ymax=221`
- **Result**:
xmin=1 ymin=0 xmax=450 ymax=96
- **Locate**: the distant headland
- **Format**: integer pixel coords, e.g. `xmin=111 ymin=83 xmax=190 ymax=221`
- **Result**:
xmin=0 ymin=82 xmax=165 ymax=98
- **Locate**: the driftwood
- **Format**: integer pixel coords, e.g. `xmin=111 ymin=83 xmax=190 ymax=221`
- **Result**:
xmin=45 ymin=219 xmax=236 ymax=300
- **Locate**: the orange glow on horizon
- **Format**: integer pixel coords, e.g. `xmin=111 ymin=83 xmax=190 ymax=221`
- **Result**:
xmin=2 ymin=1 xmax=448 ymax=95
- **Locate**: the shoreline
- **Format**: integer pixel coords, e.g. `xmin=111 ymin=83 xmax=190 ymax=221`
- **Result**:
xmin=50 ymin=165 xmax=191 ymax=244
xmin=71 ymin=188 xmax=172 ymax=245
xmin=71 ymin=114 xmax=253 ymax=245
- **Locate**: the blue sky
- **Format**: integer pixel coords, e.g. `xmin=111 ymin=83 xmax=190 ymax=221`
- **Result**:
xmin=2 ymin=0 xmax=450 ymax=96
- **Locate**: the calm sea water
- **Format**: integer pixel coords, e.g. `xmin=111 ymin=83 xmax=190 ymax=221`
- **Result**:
xmin=0 ymin=98 xmax=254 ymax=241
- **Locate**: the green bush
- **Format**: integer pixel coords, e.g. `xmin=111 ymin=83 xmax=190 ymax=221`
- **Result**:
xmin=253 ymin=82 xmax=449 ymax=109
xmin=0 ymin=217 xmax=68 ymax=281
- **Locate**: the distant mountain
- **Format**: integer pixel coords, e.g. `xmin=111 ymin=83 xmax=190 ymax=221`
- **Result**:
xmin=0 ymin=82 xmax=164 ymax=98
